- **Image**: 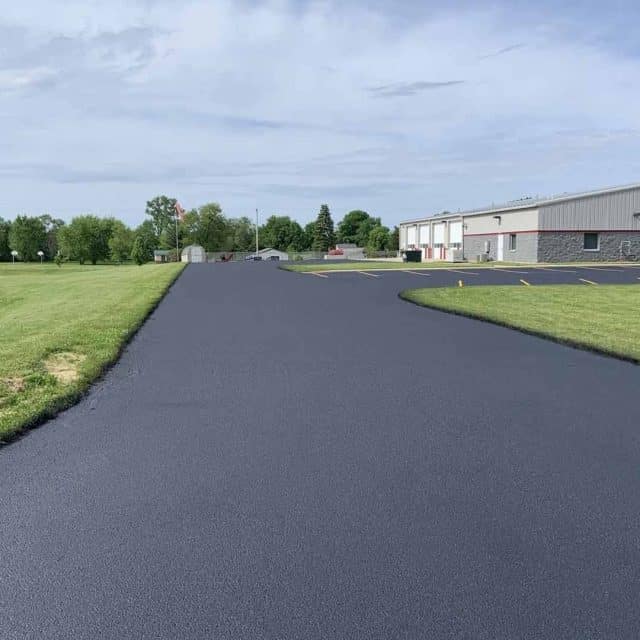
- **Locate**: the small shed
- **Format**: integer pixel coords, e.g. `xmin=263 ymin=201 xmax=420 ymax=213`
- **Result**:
xmin=257 ymin=248 xmax=289 ymax=261
xmin=181 ymin=245 xmax=207 ymax=263
xmin=154 ymin=250 xmax=171 ymax=263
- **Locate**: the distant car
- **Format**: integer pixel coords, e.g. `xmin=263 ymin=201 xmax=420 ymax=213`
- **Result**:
xmin=244 ymin=255 xmax=263 ymax=261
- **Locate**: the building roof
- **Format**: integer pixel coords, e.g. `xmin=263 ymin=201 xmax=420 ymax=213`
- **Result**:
xmin=401 ymin=182 xmax=640 ymax=225
xmin=154 ymin=250 xmax=171 ymax=256
xmin=257 ymin=247 xmax=287 ymax=254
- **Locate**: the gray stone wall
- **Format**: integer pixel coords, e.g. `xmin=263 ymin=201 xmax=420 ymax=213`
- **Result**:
xmin=537 ymin=232 xmax=640 ymax=262
xmin=507 ymin=232 xmax=538 ymax=263
xmin=463 ymin=232 xmax=538 ymax=263
xmin=464 ymin=235 xmax=497 ymax=261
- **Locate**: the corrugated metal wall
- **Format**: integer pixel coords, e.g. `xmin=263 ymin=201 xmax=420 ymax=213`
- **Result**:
xmin=539 ymin=187 xmax=640 ymax=230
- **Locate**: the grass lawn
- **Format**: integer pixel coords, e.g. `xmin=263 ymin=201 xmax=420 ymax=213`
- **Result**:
xmin=0 ymin=262 xmax=184 ymax=441
xmin=400 ymin=284 xmax=640 ymax=362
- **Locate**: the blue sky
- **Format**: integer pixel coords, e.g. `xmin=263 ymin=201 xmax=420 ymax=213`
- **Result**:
xmin=1 ymin=0 xmax=639 ymax=227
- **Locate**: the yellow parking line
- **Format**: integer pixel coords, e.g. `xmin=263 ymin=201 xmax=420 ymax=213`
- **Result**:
xmin=520 ymin=279 xmax=531 ymax=286
xmin=404 ymin=270 xmax=432 ymax=276
xmin=309 ymin=272 xmax=329 ymax=278
xmin=359 ymin=271 xmax=380 ymax=278
xmin=579 ymin=278 xmax=598 ymax=285
xmin=537 ymin=267 xmax=577 ymax=273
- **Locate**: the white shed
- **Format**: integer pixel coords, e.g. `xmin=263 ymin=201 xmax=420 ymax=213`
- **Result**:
xmin=181 ymin=245 xmax=207 ymax=263
xmin=257 ymin=248 xmax=289 ymax=261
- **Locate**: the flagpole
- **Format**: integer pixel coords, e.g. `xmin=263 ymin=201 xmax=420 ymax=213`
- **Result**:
xmin=175 ymin=211 xmax=179 ymax=262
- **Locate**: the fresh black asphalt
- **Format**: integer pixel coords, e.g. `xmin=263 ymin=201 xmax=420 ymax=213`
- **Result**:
xmin=2 ymin=263 xmax=640 ymax=639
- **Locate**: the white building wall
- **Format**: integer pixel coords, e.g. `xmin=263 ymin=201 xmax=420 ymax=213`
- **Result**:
xmin=464 ymin=208 xmax=539 ymax=235
xmin=399 ymin=226 xmax=407 ymax=250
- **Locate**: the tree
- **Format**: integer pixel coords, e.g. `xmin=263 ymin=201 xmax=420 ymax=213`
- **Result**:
xmin=0 ymin=217 xmax=11 ymax=261
xmin=39 ymin=214 xmax=65 ymax=259
xmin=367 ymin=225 xmax=390 ymax=252
xmin=354 ymin=216 xmax=382 ymax=248
xmin=109 ymin=221 xmax=135 ymax=263
xmin=227 ymin=217 xmax=254 ymax=252
xmin=131 ymin=221 xmax=157 ymax=264
xmin=135 ymin=220 xmax=158 ymax=255
xmin=145 ymin=195 xmax=178 ymax=238
xmin=160 ymin=217 xmax=184 ymax=256
xmin=57 ymin=215 xmax=113 ymax=264
xmin=260 ymin=216 xmax=305 ymax=251
xmin=130 ymin=237 xmax=148 ymax=265
xmin=336 ymin=210 xmax=370 ymax=244
xmin=180 ymin=203 xmax=227 ymax=251
xmin=312 ymin=204 xmax=335 ymax=252
xmin=388 ymin=226 xmax=399 ymax=251
xmin=8 ymin=215 xmax=47 ymax=261
xmin=303 ymin=221 xmax=316 ymax=251
xmin=197 ymin=203 xmax=227 ymax=251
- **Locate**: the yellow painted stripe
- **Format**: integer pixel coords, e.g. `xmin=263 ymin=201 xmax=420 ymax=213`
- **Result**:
xmin=359 ymin=271 xmax=380 ymax=278
xmin=520 ymin=279 xmax=531 ymax=286
xmin=579 ymin=278 xmax=598 ymax=285
xmin=309 ymin=272 xmax=329 ymax=278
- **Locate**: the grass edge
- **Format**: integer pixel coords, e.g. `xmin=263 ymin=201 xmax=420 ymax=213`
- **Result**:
xmin=398 ymin=287 xmax=640 ymax=366
xmin=0 ymin=264 xmax=187 ymax=446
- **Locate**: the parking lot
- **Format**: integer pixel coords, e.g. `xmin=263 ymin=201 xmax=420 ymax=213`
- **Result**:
xmin=2 ymin=262 xmax=640 ymax=639
xmin=296 ymin=263 xmax=640 ymax=290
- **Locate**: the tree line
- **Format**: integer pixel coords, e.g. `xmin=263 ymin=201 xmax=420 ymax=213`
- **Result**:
xmin=0 ymin=197 xmax=399 ymax=263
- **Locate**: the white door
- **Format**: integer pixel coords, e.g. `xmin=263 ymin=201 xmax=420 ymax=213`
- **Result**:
xmin=497 ymin=234 xmax=504 ymax=261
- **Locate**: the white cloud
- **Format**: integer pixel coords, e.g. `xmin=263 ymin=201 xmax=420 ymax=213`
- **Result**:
xmin=1 ymin=0 xmax=639 ymax=224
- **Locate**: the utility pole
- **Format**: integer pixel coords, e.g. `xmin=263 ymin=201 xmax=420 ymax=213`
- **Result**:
xmin=255 ymin=208 xmax=259 ymax=256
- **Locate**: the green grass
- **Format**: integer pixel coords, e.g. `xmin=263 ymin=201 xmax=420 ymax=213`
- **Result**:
xmin=400 ymin=284 xmax=640 ymax=362
xmin=0 ymin=262 xmax=185 ymax=441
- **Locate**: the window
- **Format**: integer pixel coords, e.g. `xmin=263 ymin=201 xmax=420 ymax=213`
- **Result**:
xmin=584 ymin=233 xmax=599 ymax=251
xmin=509 ymin=234 xmax=517 ymax=251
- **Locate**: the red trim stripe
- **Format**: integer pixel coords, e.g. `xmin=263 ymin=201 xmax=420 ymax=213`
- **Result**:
xmin=465 ymin=229 xmax=640 ymax=237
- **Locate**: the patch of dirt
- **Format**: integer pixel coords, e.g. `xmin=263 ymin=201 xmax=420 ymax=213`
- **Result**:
xmin=44 ymin=352 xmax=87 ymax=384
xmin=1 ymin=377 xmax=25 ymax=393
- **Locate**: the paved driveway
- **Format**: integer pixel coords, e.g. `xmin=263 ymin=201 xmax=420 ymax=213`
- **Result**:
xmin=2 ymin=263 xmax=640 ymax=639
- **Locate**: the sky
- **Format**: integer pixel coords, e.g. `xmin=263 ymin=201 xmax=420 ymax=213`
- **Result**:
xmin=1 ymin=0 xmax=639 ymax=227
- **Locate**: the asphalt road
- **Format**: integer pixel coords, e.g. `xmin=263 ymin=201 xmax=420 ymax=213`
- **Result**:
xmin=2 ymin=263 xmax=640 ymax=639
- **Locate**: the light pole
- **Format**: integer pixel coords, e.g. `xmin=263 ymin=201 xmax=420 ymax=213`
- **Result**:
xmin=11 ymin=250 xmax=17 ymax=264
xmin=255 ymin=208 xmax=259 ymax=257
xmin=37 ymin=250 xmax=44 ymax=264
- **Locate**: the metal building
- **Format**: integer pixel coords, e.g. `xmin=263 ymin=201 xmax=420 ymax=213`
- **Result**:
xmin=181 ymin=245 xmax=207 ymax=263
xmin=399 ymin=183 xmax=640 ymax=263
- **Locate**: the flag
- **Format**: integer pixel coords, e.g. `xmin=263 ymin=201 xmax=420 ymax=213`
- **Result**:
xmin=175 ymin=201 xmax=186 ymax=221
